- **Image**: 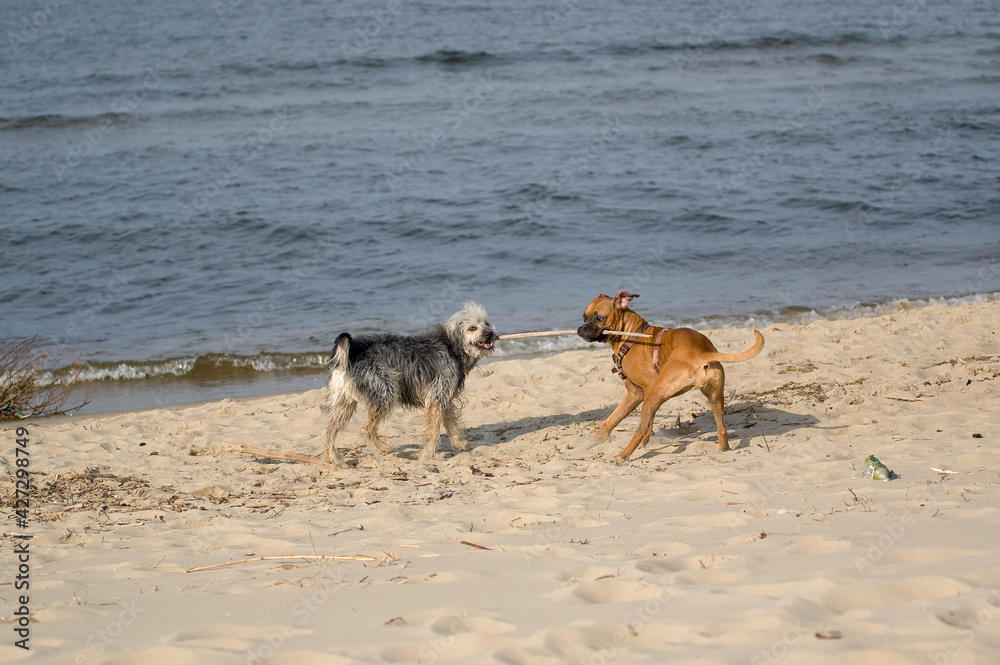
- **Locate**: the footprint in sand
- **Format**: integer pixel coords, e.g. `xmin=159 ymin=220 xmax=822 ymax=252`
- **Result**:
xmin=542 ymin=621 xmax=643 ymax=660
xmin=786 ymin=535 xmax=852 ymax=556
xmin=822 ymin=575 xmax=971 ymax=613
xmin=635 ymin=554 xmax=748 ymax=586
xmin=571 ymin=577 xmax=674 ymax=603
xmin=552 ymin=565 xmax=678 ymax=604
xmin=876 ymin=546 xmax=984 ymax=566
xmin=379 ymin=609 xmax=515 ymax=663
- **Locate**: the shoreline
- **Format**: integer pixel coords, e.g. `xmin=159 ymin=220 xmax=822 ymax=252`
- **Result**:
xmin=4 ymin=298 xmax=999 ymax=663
xmin=52 ymin=292 xmax=1000 ymax=417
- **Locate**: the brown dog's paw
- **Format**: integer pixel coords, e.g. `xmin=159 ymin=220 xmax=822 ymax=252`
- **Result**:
xmin=613 ymin=455 xmax=629 ymax=466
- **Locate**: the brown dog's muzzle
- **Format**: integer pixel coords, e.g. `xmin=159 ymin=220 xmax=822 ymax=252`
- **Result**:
xmin=577 ymin=322 xmax=604 ymax=343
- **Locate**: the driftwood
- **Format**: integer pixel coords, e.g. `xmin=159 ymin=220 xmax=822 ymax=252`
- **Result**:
xmin=186 ymin=553 xmax=386 ymax=573
xmin=226 ymin=445 xmax=340 ymax=468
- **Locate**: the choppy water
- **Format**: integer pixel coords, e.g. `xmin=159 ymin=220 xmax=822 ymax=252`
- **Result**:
xmin=2 ymin=0 xmax=999 ymax=413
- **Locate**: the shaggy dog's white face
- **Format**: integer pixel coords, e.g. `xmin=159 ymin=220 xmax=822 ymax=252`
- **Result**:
xmin=446 ymin=301 xmax=498 ymax=359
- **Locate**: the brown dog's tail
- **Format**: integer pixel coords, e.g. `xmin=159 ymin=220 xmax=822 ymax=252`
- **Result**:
xmin=703 ymin=330 xmax=765 ymax=363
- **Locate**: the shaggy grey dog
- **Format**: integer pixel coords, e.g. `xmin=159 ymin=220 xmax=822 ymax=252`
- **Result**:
xmin=322 ymin=301 xmax=498 ymax=465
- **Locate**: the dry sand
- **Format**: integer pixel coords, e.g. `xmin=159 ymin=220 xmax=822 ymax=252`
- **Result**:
xmin=3 ymin=298 xmax=1000 ymax=664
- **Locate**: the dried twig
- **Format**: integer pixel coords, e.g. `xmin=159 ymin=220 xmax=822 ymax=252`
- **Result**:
xmin=498 ymin=329 xmax=652 ymax=340
xmin=1 ymin=335 xmax=90 ymax=419
xmin=752 ymin=414 xmax=770 ymax=453
xmin=186 ymin=554 xmax=381 ymax=573
xmin=226 ymin=445 xmax=340 ymax=468
xmin=459 ymin=540 xmax=492 ymax=551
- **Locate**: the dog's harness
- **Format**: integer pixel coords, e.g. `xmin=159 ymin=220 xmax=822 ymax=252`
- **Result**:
xmin=612 ymin=324 xmax=667 ymax=392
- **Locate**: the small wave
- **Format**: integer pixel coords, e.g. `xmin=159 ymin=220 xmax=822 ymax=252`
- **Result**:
xmin=72 ymin=352 xmax=330 ymax=384
xmin=415 ymin=49 xmax=497 ymax=67
xmin=690 ymin=293 xmax=1000 ymax=332
xmin=780 ymin=196 xmax=860 ymax=213
xmin=618 ymin=31 xmax=888 ymax=57
xmin=49 ymin=293 xmax=1000 ymax=387
xmin=0 ymin=112 xmax=130 ymax=132
xmin=492 ymin=333 xmax=590 ymax=359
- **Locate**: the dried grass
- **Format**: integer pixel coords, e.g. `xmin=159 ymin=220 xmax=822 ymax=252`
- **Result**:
xmin=1 ymin=335 xmax=90 ymax=420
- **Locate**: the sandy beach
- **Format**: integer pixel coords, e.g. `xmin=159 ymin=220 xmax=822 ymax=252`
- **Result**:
xmin=3 ymin=298 xmax=1000 ymax=665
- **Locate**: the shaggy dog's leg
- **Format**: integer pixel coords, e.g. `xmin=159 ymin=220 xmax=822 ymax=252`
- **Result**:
xmin=323 ymin=398 xmax=356 ymax=466
xmin=361 ymin=408 xmax=395 ymax=454
xmin=442 ymin=403 xmax=468 ymax=451
xmin=422 ymin=402 xmax=443 ymax=462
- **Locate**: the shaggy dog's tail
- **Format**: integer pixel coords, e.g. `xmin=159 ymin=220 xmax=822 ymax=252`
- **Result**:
xmin=330 ymin=333 xmax=352 ymax=368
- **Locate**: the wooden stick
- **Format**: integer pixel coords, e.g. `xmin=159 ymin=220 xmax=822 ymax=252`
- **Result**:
xmin=498 ymin=329 xmax=652 ymax=340
xmin=226 ymin=445 xmax=341 ymax=468
xmin=186 ymin=554 xmax=381 ymax=573
xmin=752 ymin=414 xmax=770 ymax=453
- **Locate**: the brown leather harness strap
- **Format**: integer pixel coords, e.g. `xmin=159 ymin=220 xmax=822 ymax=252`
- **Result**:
xmin=651 ymin=328 xmax=666 ymax=374
xmin=614 ymin=323 xmax=666 ymax=392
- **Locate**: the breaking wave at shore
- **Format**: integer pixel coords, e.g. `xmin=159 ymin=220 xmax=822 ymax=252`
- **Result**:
xmin=54 ymin=293 xmax=998 ymax=388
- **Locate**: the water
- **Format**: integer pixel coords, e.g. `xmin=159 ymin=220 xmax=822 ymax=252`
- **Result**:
xmin=2 ymin=0 xmax=999 ymax=414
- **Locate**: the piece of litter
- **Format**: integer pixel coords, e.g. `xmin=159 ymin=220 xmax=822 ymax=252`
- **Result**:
xmin=815 ymin=630 xmax=842 ymax=640
xmin=856 ymin=455 xmax=894 ymax=481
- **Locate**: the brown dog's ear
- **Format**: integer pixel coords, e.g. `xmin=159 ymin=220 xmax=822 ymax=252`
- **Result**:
xmin=612 ymin=291 xmax=639 ymax=310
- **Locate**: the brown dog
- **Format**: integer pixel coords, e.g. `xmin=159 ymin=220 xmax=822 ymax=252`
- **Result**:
xmin=578 ymin=291 xmax=764 ymax=463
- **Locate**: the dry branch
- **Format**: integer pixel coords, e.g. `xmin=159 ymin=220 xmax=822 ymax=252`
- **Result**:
xmin=226 ymin=445 xmax=341 ymax=468
xmin=186 ymin=554 xmax=383 ymax=573
xmin=1 ymin=335 xmax=89 ymax=420
xmin=752 ymin=414 xmax=770 ymax=453
xmin=498 ymin=329 xmax=652 ymax=340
